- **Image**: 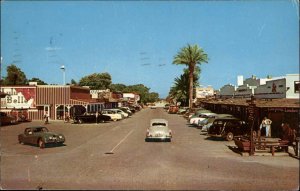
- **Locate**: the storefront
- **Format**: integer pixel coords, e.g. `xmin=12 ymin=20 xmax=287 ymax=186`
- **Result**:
xmin=1 ymin=85 xmax=105 ymax=121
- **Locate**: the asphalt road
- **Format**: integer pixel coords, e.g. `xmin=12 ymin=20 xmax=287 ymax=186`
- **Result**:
xmin=0 ymin=108 xmax=299 ymax=190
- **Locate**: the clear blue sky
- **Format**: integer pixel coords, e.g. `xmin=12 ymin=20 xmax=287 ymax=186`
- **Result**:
xmin=1 ymin=0 xmax=299 ymax=98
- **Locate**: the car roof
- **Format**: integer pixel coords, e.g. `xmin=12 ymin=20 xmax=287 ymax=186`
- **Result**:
xmin=150 ymin=119 xmax=168 ymax=125
xmin=26 ymin=126 xmax=47 ymax=130
xmin=214 ymin=117 xmax=240 ymax=121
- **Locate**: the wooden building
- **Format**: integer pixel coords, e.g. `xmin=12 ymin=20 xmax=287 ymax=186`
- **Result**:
xmin=200 ymin=98 xmax=299 ymax=138
xmin=1 ymin=85 xmax=105 ymax=121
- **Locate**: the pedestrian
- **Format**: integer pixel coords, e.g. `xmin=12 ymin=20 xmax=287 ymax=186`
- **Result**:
xmin=96 ymin=111 xmax=99 ymax=124
xmin=64 ymin=112 xmax=70 ymax=123
xmin=260 ymin=117 xmax=272 ymax=137
xmin=44 ymin=112 xmax=49 ymax=124
xmin=265 ymin=117 xmax=272 ymax=137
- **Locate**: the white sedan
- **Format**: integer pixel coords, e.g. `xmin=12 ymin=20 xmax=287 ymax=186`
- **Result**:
xmin=189 ymin=113 xmax=217 ymax=126
xmin=145 ymin=119 xmax=172 ymax=142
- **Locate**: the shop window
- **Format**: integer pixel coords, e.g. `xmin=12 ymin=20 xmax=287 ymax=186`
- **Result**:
xmin=295 ymin=81 xmax=300 ymax=93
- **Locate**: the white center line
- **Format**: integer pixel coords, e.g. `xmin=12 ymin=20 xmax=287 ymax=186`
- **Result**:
xmin=108 ymin=129 xmax=134 ymax=153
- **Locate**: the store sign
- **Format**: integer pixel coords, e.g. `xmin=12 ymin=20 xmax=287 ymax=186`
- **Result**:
xmin=0 ymin=87 xmax=36 ymax=109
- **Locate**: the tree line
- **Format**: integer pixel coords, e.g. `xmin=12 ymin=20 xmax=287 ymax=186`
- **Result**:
xmin=0 ymin=65 xmax=159 ymax=104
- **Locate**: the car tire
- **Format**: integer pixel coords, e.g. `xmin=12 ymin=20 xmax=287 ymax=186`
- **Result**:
xmin=38 ymin=139 xmax=45 ymax=149
xmin=226 ymin=132 xmax=234 ymax=141
xmin=18 ymin=139 xmax=24 ymax=144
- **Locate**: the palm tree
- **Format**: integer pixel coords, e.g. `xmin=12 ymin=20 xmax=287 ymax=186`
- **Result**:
xmin=173 ymin=44 xmax=208 ymax=109
xmin=169 ymin=67 xmax=200 ymax=107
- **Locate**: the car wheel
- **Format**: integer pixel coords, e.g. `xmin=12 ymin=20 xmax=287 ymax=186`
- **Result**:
xmin=18 ymin=139 xmax=24 ymax=144
xmin=38 ymin=139 xmax=45 ymax=149
xmin=226 ymin=132 xmax=234 ymax=141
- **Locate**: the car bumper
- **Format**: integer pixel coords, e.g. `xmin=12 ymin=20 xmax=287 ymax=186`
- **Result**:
xmin=45 ymin=139 xmax=65 ymax=144
xmin=207 ymin=134 xmax=223 ymax=138
xmin=145 ymin=136 xmax=171 ymax=141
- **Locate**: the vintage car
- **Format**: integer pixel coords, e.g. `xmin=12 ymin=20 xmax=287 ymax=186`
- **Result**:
xmin=101 ymin=110 xmax=123 ymax=121
xmin=73 ymin=113 xmax=111 ymax=124
xmin=0 ymin=112 xmax=17 ymax=126
xmin=198 ymin=114 xmax=234 ymax=130
xmin=118 ymin=107 xmax=132 ymax=116
xmin=145 ymin=119 xmax=172 ymax=142
xmin=108 ymin=109 xmax=129 ymax=118
xmin=207 ymin=117 xmax=248 ymax=141
xmin=189 ymin=113 xmax=217 ymax=126
xmin=168 ymin=105 xmax=179 ymax=114
xmin=18 ymin=126 xmax=65 ymax=148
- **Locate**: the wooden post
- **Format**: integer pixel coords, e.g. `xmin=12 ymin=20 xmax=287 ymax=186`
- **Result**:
xmin=247 ymin=96 xmax=256 ymax=156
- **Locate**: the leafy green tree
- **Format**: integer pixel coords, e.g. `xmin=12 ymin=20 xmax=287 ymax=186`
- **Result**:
xmin=3 ymin=64 xmax=27 ymax=85
xmin=28 ymin=77 xmax=48 ymax=85
xmin=173 ymin=44 xmax=208 ymax=108
xmin=110 ymin=83 xmax=127 ymax=92
xmin=146 ymin=92 xmax=160 ymax=103
xmin=169 ymin=67 xmax=199 ymax=106
xmin=79 ymin=72 xmax=112 ymax=90
xmin=70 ymin=79 xmax=77 ymax=85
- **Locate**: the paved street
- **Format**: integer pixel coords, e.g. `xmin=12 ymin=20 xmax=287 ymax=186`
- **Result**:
xmin=0 ymin=108 xmax=299 ymax=190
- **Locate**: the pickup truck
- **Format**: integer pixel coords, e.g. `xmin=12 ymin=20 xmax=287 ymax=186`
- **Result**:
xmin=73 ymin=113 xmax=111 ymax=124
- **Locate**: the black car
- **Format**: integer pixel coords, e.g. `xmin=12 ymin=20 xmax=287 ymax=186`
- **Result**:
xmin=207 ymin=118 xmax=248 ymax=141
xmin=73 ymin=113 xmax=111 ymax=124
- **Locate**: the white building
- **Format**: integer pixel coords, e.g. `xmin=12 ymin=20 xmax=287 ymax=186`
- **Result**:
xmin=255 ymin=74 xmax=300 ymax=99
xmin=123 ymin=93 xmax=140 ymax=105
xmin=195 ymin=86 xmax=214 ymax=98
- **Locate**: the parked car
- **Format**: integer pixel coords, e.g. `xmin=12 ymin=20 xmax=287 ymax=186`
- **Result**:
xmin=0 ymin=112 xmax=17 ymax=126
xmin=164 ymin=104 xmax=170 ymax=110
xmin=198 ymin=114 xmax=234 ymax=130
xmin=188 ymin=109 xmax=212 ymax=120
xmin=189 ymin=113 xmax=217 ymax=126
xmin=176 ymin=107 xmax=188 ymax=115
xmin=18 ymin=126 xmax=65 ymax=148
xmin=168 ymin=105 xmax=179 ymax=114
xmin=73 ymin=113 xmax=111 ymax=124
xmin=118 ymin=107 xmax=132 ymax=116
xmin=101 ymin=110 xmax=123 ymax=121
xmin=109 ymin=109 xmax=129 ymax=118
xmin=145 ymin=119 xmax=172 ymax=142
xmin=207 ymin=118 xmax=248 ymax=141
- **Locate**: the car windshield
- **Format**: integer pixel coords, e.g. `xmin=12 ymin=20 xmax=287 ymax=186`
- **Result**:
xmin=152 ymin=123 xmax=166 ymax=126
xmin=34 ymin=127 xmax=49 ymax=133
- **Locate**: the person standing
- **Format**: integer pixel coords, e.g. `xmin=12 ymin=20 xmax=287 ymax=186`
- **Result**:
xmin=96 ymin=111 xmax=99 ymax=124
xmin=265 ymin=117 xmax=272 ymax=137
xmin=44 ymin=111 xmax=49 ymax=124
xmin=260 ymin=117 xmax=272 ymax=137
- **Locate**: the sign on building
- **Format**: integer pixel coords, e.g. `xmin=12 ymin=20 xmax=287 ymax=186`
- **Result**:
xmin=0 ymin=87 xmax=36 ymax=109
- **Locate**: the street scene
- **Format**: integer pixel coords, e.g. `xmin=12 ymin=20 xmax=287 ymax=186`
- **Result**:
xmin=0 ymin=108 xmax=299 ymax=190
xmin=1 ymin=1 xmax=299 ymax=190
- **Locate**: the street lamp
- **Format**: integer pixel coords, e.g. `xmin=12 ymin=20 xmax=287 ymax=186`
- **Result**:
xmin=60 ymin=65 xmax=66 ymax=121
xmin=60 ymin=65 xmax=65 ymax=85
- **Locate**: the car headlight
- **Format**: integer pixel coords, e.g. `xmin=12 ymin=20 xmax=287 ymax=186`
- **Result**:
xmin=48 ymin=136 xmax=53 ymax=140
xmin=59 ymin=135 xmax=63 ymax=139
